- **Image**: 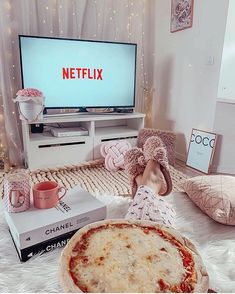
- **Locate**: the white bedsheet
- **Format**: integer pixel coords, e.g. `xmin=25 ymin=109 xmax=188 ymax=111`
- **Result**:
xmin=0 ymin=191 xmax=234 ymax=292
xmin=167 ymin=192 xmax=235 ymax=293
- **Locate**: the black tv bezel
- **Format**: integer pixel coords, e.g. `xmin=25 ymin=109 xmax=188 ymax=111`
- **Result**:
xmin=18 ymin=35 xmax=137 ymax=110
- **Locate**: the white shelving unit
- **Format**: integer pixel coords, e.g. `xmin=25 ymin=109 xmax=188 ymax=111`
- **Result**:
xmin=21 ymin=112 xmax=145 ymax=170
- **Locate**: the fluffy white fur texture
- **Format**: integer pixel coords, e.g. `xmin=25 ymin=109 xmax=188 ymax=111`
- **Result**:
xmin=0 ymin=194 xmax=131 ymax=293
xmin=0 ymin=192 xmax=235 ymax=293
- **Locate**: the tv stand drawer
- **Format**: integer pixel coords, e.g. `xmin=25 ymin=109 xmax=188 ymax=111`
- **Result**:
xmin=27 ymin=138 xmax=93 ymax=170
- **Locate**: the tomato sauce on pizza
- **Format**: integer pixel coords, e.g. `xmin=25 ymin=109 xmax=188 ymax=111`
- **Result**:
xmin=67 ymin=223 xmax=197 ymax=293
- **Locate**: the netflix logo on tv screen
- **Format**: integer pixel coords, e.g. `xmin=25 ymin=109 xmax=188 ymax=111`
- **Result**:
xmin=19 ymin=36 xmax=136 ymax=108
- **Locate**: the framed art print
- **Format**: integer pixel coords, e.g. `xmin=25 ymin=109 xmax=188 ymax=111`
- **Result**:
xmin=186 ymin=129 xmax=217 ymax=174
xmin=171 ymin=0 xmax=194 ymax=33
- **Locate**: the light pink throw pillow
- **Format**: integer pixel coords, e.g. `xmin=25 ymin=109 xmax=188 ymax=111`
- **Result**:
xmin=181 ymin=175 xmax=235 ymax=225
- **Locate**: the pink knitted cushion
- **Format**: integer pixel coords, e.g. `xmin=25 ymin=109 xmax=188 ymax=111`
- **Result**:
xmin=100 ymin=140 xmax=132 ymax=171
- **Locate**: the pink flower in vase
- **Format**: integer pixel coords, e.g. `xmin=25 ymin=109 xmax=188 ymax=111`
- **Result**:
xmin=16 ymin=88 xmax=43 ymax=97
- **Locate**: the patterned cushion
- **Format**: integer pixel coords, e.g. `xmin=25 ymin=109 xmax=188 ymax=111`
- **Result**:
xmin=100 ymin=140 xmax=132 ymax=171
xmin=137 ymin=128 xmax=176 ymax=166
xmin=181 ymin=175 xmax=235 ymax=225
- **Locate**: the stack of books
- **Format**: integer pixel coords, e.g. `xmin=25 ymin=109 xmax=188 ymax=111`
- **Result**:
xmin=4 ymin=187 xmax=106 ymax=262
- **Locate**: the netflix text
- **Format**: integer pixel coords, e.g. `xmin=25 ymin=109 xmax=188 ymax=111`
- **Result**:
xmin=62 ymin=67 xmax=103 ymax=80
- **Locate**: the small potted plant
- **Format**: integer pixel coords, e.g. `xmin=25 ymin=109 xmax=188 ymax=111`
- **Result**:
xmin=13 ymin=88 xmax=44 ymax=122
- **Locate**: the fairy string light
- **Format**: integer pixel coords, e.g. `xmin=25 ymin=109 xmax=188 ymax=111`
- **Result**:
xmin=141 ymin=0 xmax=152 ymax=125
xmin=93 ymin=0 xmax=98 ymax=38
xmin=0 ymin=0 xmax=27 ymax=169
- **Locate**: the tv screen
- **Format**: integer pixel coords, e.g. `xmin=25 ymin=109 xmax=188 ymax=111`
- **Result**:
xmin=19 ymin=35 xmax=137 ymax=109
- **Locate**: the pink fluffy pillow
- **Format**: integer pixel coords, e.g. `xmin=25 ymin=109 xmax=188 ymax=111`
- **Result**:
xmin=181 ymin=175 xmax=235 ymax=225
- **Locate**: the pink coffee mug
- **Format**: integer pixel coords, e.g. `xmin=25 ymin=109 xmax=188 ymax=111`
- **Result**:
xmin=32 ymin=181 xmax=67 ymax=209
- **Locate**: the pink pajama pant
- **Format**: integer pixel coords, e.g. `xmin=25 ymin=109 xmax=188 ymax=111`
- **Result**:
xmin=125 ymin=185 xmax=176 ymax=228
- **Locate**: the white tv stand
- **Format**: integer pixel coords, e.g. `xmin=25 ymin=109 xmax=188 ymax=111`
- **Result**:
xmin=21 ymin=112 xmax=145 ymax=170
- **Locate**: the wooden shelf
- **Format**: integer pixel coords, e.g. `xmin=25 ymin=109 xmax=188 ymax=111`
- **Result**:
xmin=30 ymin=112 xmax=145 ymax=124
xmin=29 ymin=132 xmax=90 ymax=144
xmin=95 ymin=126 xmax=138 ymax=139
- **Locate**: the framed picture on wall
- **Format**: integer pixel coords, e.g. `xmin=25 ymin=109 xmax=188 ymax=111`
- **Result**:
xmin=186 ymin=129 xmax=217 ymax=174
xmin=170 ymin=0 xmax=194 ymax=33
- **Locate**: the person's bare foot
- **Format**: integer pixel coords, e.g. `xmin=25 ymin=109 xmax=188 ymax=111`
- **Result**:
xmin=140 ymin=159 xmax=167 ymax=195
xmin=132 ymin=174 xmax=143 ymax=196
xmin=135 ymin=174 xmax=143 ymax=186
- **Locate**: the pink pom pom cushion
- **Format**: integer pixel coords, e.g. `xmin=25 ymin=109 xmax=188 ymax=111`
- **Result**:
xmin=100 ymin=140 xmax=132 ymax=171
xmin=137 ymin=128 xmax=176 ymax=166
xmin=181 ymin=175 xmax=235 ymax=225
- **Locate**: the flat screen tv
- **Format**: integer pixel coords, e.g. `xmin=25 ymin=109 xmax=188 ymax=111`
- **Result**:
xmin=19 ymin=35 xmax=137 ymax=110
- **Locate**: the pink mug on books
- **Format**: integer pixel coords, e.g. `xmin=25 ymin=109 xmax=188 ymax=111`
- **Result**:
xmin=32 ymin=181 xmax=67 ymax=209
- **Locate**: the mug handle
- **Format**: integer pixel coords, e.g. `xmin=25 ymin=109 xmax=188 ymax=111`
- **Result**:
xmin=58 ymin=186 xmax=67 ymax=201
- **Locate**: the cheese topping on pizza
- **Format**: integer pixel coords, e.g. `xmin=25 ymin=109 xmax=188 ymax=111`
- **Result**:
xmin=69 ymin=224 xmax=196 ymax=293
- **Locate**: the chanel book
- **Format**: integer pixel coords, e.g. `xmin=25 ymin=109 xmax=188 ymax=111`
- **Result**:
xmin=9 ymin=228 xmax=78 ymax=262
xmin=4 ymin=187 xmax=106 ymax=250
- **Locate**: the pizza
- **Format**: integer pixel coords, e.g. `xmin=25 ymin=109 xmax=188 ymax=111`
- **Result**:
xmin=59 ymin=219 xmax=209 ymax=293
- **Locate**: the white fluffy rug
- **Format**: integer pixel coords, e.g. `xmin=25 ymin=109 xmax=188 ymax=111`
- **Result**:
xmin=0 ymin=192 xmax=235 ymax=293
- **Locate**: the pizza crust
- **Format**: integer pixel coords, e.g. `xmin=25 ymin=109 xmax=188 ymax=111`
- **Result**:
xmin=59 ymin=219 xmax=209 ymax=293
xmin=181 ymin=236 xmax=209 ymax=293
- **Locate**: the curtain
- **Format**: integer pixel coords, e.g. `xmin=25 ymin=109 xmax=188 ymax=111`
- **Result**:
xmin=0 ymin=0 xmax=155 ymax=169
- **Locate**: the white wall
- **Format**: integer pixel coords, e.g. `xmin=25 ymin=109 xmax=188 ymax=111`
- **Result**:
xmin=213 ymin=102 xmax=235 ymax=174
xmin=213 ymin=0 xmax=235 ymax=174
xmin=217 ymin=0 xmax=235 ymax=101
xmin=153 ymin=0 xmax=229 ymax=162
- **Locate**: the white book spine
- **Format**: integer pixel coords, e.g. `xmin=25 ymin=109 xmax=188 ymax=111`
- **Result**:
xmin=4 ymin=212 xmax=21 ymax=249
xmin=18 ymin=206 xmax=106 ymax=249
